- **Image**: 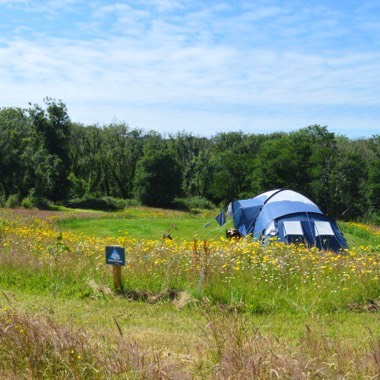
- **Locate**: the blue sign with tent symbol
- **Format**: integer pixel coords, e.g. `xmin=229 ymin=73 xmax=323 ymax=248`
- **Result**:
xmin=105 ymin=246 xmax=125 ymax=266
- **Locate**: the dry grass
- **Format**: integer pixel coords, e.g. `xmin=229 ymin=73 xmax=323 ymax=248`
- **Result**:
xmin=200 ymin=309 xmax=380 ymax=379
xmin=1 ymin=210 xmax=379 ymax=379
xmin=1 ymin=305 xmax=379 ymax=379
xmin=0 ymin=307 xmax=191 ymax=379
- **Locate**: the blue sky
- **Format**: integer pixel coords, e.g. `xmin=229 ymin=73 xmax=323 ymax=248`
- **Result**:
xmin=1 ymin=0 xmax=379 ymax=137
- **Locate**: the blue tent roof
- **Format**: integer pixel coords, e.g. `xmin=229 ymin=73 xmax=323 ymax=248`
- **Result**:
xmin=229 ymin=189 xmax=347 ymax=251
xmin=232 ymin=189 xmax=323 ymax=237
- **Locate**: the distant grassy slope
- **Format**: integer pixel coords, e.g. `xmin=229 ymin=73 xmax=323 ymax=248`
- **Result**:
xmin=57 ymin=207 xmax=233 ymax=241
xmin=339 ymin=221 xmax=380 ymax=249
xmin=57 ymin=208 xmax=378 ymax=248
xmin=58 ymin=217 xmax=228 ymax=240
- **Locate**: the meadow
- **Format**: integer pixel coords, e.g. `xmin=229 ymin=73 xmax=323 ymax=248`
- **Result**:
xmin=0 ymin=207 xmax=379 ymax=379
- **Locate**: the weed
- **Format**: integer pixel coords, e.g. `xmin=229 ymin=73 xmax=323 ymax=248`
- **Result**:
xmin=0 ymin=308 xmax=191 ymax=379
xmin=0 ymin=209 xmax=379 ymax=378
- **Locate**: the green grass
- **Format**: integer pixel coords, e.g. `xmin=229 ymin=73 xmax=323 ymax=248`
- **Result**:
xmin=57 ymin=206 xmax=232 ymax=240
xmin=58 ymin=216 xmax=230 ymax=240
xmin=1 ymin=291 xmax=378 ymax=348
xmin=58 ymin=210 xmax=373 ymax=249
xmin=1 ymin=208 xmax=380 ymax=378
xmin=341 ymin=232 xmax=369 ymax=247
xmin=1 ymin=289 xmax=379 ymax=379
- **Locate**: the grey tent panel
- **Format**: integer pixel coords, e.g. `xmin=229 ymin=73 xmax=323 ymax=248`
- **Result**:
xmin=314 ymin=221 xmax=334 ymax=236
xmin=283 ymin=221 xmax=303 ymax=236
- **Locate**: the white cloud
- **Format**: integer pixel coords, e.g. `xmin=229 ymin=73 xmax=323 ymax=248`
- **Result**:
xmin=1 ymin=0 xmax=379 ymax=137
xmin=0 ymin=0 xmax=22 ymax=4
xmin=142 ymin=0 xmax=186 ymax=13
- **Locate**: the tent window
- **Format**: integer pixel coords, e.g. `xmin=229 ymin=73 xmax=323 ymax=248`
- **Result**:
xmin=314 ymin=221 xmax=334 ymax=236
xmin=283 ymin=221 xmax=303 ymax=236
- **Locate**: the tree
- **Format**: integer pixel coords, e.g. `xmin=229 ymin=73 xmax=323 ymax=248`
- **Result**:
xmin=294 ymin=125 xmax=337 ymax=214
xmin=353 ymin=135 xmax=380 ymax=216
xmin=368 ymin=159 xmax=380 ymax=212
xmin=134 ymin=142 xmax=182 ymax=207
xmin=0 ymin=107 xmax=31 ymax=199
xmin=205 ymin=131 xmax=263 ymax=204
xmin=168 ymin=132 xmax=211 ymax=197
xmin=101 ymin=124 xmax=144 ymax=198
xmin=205 ymin=150 xmax=248 ymax=204
xmin=251 ymin=135 xmax=296 ymax=192
xmin=28 ymin=98 xmax=72 ymax=200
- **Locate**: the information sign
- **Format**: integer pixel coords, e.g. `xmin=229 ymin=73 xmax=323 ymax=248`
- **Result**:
xmin=105 ymin=246 xmax=125 ymax=266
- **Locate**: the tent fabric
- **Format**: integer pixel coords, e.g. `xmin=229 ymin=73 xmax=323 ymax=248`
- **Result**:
xmin=215 ymin=210 xmax=226 ymax=226
xmin=230 ymin=189 xmax=347 ymax=251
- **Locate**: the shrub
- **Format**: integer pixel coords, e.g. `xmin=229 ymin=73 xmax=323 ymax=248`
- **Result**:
xmin=184 ymin=196 xmax=216 ymax=210
xmin=35 ymin=197 xmax=51 ymax=210
xmin=172 ymin=197 xmax=216 ymax=211
xmin=363 ymin=212 xmax=380 ymax=226
xmin=5 ymin=194 xmax=19 ymax=209
xmin=20 ymin=189 xmax=50 ymax=210
xmin=122 ymin=198 xmax=141 ymax=207
xmin=21 ymin=197 xmax=33 ymax=209
xmin=64 ymin=197 xmax=126 ymax=211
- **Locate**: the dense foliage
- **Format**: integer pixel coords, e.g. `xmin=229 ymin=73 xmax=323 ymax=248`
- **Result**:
xmin=0 ymin=99 xmax=379 ymax=220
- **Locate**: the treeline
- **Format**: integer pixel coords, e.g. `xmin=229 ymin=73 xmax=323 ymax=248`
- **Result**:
xmin=0 ymin=99 xmax=379 ymax=221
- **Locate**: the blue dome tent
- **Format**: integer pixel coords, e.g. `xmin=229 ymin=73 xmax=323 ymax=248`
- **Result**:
xmin=218 ymin=189 xmax=347 ymax=251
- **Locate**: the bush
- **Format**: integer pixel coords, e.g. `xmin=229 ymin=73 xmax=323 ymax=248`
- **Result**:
xmin=5 ymin=194 xmax=19 ymax=208
xmin=174 ymin=196 xmax=216 ymax=210
xmin=64 ymin=197 xmax=126 ymax=211
xmin=35 ymin=198 xmax=51 ymax=210
xmin=363 ymin=212 xmax=380 ymax=226
xmin=0 ymin=194 xmax=6 ymax=207
xmin=20 ymin=189 xmax=50 ymax=210
xmin=122 ymin=198 xmax=141 ymax=207
xmin=21 ymin=197 xmax=33 ymax=209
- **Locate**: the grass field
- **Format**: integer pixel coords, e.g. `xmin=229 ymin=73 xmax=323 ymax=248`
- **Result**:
xmin=57 ymin=215 xmax=224 ymax=241
xmin=0 ymin=207 xmax=379 ymax=379
xmin=56 ymin=207 xmax=375 ymax=249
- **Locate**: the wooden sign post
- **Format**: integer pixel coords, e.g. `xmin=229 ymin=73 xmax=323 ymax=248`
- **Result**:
xmin=112 ymin=265 xmax=122 ymax=292
xmin=105 ymin=246 xmax=125 ymax=293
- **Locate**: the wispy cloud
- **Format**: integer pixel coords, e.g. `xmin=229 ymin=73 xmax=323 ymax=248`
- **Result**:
xmin=1 ymin=0 xmax=379 ymax=136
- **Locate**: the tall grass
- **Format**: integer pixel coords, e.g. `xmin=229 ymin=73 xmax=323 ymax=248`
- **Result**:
xmin=1 ymin=210 xmax=380 ymax=378
xmin=340 ymin=221 xmax=380 ymax=246
xmin=0 ymin=307 xmax=189 ymax=379
xmin=201 ymin=309 xmax=380 ymax=379
xmin=0 ymin=306 xmax=379 ymax=379
xmin=1 ymin=210 xmax=379 ymax=313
